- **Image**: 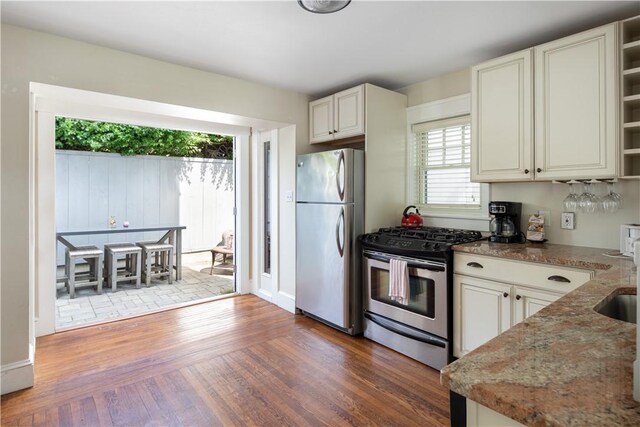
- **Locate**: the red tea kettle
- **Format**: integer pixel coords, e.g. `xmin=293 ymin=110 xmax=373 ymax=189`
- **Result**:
xmin=401 ymin=205 xmax=423 ymax=228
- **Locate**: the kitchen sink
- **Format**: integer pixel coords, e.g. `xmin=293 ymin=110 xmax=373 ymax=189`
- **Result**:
xmin=596 ymin=294 xmax=637 ymax=324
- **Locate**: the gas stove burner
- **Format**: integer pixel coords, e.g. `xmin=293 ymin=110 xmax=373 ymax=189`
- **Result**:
xmin=375 ymin=226 xmax=483 ymax=245
xmin=360 ymin=226 xmax=484 ymax=259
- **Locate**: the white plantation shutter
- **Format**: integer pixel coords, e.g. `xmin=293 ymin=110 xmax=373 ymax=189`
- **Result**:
xmin=410 ymin=115 xmax=480 ymax=208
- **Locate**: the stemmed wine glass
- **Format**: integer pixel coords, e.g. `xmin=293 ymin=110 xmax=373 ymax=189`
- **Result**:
xmin=599 ymin=182 xmax=622 ymax=213
xmin=578 ymin=181 xmax=597 ymax=213
xmin=562 ymin=183 xmax=579 ymax=212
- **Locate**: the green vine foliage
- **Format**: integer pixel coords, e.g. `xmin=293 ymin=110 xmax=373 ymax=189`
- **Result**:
xmin=55 ymin=117 xmax=234 ymax=159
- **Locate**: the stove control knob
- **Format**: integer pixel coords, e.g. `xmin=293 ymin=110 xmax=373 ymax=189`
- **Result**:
xmin=433 ymin=243 xmax=440 ymax=250
xmin=422 ymin=242 xmax=431 ymax=249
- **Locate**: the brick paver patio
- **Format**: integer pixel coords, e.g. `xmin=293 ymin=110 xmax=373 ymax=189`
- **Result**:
xmin=55 ymin=252 xmax=234 ymax=329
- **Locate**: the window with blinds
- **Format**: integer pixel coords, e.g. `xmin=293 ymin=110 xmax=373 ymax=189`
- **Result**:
xmin=410 ymin=115 xmax=480 ymax=209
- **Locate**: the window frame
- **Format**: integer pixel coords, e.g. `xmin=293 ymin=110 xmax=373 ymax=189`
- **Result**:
xmin=406 ymin=94 xmax=490 ymax=221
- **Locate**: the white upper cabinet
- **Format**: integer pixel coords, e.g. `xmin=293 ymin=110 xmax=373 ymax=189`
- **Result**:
xmin=309 ymin=85 xmax=365 ymax=144
xmin=471 ymin=50 xmax=534 ymax=181
xmin=620 ymin=15 xmax=640 ymax=178
xmin=534 ymin=23 xmax=618 ymax=180
xmin=309 ymin=96 xmax=334 ymax=142
xmin=471 ymin=22 xmax=619 ymax=182
xmin=334 ymin=85 xmax=365 ymax=138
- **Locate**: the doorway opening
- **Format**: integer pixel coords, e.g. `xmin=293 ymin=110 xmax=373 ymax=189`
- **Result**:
xmin=53 ymin=117 xmax=237 ymax=330
xmin=31 ymin=83 xmax=254 ymax=338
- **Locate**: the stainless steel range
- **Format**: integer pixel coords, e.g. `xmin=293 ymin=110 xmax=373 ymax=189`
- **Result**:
xmin=360 ymin=226 xmax=484 ymax=370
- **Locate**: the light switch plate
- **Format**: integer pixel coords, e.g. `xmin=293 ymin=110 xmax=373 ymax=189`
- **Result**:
xmin=561 ymin=212 xmax=575 ymax=230
xmin=285 ymin=190 xmax=294 ymax=202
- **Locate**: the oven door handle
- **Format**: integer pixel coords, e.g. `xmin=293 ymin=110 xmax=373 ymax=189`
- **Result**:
xmin=363 ymin=251 xmax=445 ymax=272
xmin=364 ymin=311 xmax=447 ymax=348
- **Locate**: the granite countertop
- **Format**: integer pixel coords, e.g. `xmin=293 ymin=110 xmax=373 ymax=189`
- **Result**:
xmin=442 ymin=241 xmax=639 ymax=426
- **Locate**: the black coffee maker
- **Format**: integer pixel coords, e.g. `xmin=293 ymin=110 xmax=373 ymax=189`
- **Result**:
xmin=489 ymin=201 xmax=523 ymax=243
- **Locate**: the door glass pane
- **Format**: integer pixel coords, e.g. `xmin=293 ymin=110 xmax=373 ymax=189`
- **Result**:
xmin=263 ymin=141 xmax=271 ymax=274
xmin=370 ymin=267 xmax=435 ymax=318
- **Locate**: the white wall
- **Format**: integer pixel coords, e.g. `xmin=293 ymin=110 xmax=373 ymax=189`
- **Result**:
xmin=399 ymin=68 xmax=471 ymax=107
xmin=55 ymin=150 xmax=234 ymax=265
xmin=277 ymin=126 xmax=297 ymax=307
xmin=364 ymin=84 xmax=408 ymax=232
xmin=398 ymin=69 xmax=640 ymax=250
xmin=1 ymin=24 xmax=308 ymax=387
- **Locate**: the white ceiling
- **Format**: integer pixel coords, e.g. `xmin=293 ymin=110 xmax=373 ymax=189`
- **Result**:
xmin=2 ymin=1 xmax=639 ymax=97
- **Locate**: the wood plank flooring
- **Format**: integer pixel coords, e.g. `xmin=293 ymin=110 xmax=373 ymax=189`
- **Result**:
xmin=1 ymin=295 xmax=450 ymax=426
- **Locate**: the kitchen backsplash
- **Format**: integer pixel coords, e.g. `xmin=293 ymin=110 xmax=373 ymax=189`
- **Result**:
xmin=423 ymin=180 xmax=639 ymax=249
xmin=489 ymin=180 xmax=640 ymax=250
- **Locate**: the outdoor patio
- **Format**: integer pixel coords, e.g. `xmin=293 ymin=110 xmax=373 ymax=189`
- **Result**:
xmin=55 ymin=252 xmax=234 ymax=329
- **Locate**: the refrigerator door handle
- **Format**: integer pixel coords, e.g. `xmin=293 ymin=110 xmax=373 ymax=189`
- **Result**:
xmin=336 ymin=150 xmax=345 ymax=201
xmin=336 ymin=207 xmax=345 ymax=258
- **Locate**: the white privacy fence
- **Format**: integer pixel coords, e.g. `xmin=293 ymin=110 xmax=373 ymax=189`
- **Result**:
xmin=56 ymin=150 xmax=234 ymax=265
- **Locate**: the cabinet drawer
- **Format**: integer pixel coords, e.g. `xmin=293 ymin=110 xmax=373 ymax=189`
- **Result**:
xmin=454 ymin=252 xmax=593 ymax=294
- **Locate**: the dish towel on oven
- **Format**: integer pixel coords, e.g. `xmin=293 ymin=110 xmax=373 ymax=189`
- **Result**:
xmin=389 ymin=258 xmax=409 ymax=305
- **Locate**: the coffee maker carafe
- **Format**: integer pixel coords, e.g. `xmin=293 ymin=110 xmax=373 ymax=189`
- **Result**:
xmin=489 ymin=201 xmax=523 ymax=243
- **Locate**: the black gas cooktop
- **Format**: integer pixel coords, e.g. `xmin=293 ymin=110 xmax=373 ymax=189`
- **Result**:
xmin=360 ymin=226 xmax=484 ymax=259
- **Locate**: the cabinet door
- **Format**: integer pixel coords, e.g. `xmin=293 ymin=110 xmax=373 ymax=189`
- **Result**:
xmin=513 ymin=287 xmax=560 ymax=325
xmin=310 ymin=95 xmax=334 ymax=143
xmin=453 ymin=275 xmax=511 ymax=358
xmin=334 ymin=85 xmax=365 ymax=139
xmin=471 ymin=49 xmax=534 ymax=182
xmin=534 ymin=23 xmax=618 ymax=180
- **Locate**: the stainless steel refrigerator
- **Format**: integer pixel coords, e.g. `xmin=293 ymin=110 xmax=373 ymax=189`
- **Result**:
xmin=296 ymin=148 xmax=364 ymax=335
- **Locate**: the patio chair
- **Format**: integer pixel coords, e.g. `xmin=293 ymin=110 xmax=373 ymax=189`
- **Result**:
xmin=210 ymin=230 xmax=234 ymax=275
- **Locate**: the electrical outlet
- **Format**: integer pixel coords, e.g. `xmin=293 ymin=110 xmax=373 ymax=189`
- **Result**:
xmin=561 ymin=212 xmax=575 ymax=230
xmin=538 ymin=210 xmax=551 ymax=226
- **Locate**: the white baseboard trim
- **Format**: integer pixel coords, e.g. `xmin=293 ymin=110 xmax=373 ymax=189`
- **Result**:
xmin=277 ymin=291 xmax=296 ymax=314
xmin=240 ymin=279 xmax=254 ymax=295
xmin=1 ymin=345 xmax=35 ymax=395
xmin=35 ymin=315 xmax=56 ymax=338
xmin=256 ymin=288 xmax=273 ymax=302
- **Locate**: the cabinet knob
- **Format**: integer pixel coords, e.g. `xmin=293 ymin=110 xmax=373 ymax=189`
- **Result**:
xmin=328 ymin=131 xmax=333 ymax=135
xmin=515 ymin=295 xmax=522 ymax=300
xmin=537 ymin=168 xmax=542 ymax=173
xmin=524 ymin=169 xmax=529 ymax=174
xmin=334 ymin=130 xmax=338 ymax=134
xmin=503 ymin=292 xmax=509 ymax=298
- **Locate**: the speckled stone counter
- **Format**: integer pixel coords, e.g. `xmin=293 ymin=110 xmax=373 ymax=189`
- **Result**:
xmin=442 ymin=241 xmax=639 ymax=426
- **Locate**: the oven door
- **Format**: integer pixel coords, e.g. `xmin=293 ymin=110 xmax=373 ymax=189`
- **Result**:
xmin=363 ymin=250 xmax=448 ymax=339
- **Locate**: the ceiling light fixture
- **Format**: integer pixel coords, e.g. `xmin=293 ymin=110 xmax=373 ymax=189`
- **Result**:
xmin=298 ymin=0 xmax=351 ymax=14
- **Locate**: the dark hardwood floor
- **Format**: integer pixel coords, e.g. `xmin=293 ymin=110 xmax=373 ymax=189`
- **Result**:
xmin=1 ymin=295 xmax=450 ymax=426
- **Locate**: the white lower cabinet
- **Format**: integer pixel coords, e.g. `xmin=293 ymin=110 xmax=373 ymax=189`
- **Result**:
xmin=453 ymin=253 xmax=593 ymax=358
xmin=467 ymin=400 xmax=526 ymax=427
xmin=513 ymin=286 xmax=560 ymax=324
xmin=454 ymin=275 xmax=511 ymax=357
